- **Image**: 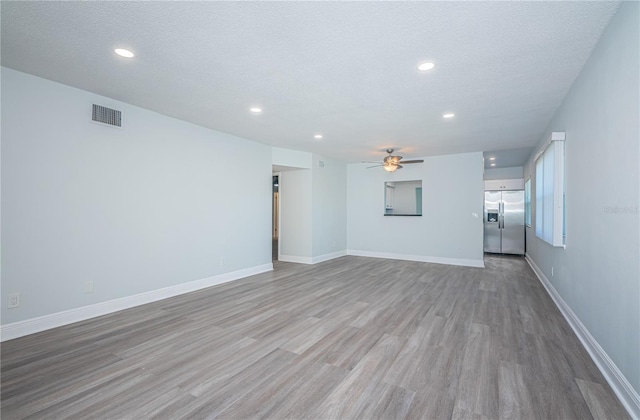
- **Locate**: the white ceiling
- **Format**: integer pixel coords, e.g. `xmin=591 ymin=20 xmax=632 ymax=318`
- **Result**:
xmin=1 ymin=1 xmax=619 ymax=166
xmin=483 ymin=147 xmax=535 ymax=170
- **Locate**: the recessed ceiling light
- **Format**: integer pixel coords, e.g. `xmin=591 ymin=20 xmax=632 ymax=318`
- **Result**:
xmin=418 ymin=62 xmax=435 ymax=71
xmin=490 ymin=163 xmax=496 ymax=167
xmin=114 ymin=48 xmax=135 ymax=58
xmin=489 ymin=157 xmax=496 ymax=161
xmin=314 ymin=134 xmax=323 ymax=139
xmin=250 ymin=107 xmax=262 ymax=113
xmin=443 ymin=113 xmax=455 ymax=118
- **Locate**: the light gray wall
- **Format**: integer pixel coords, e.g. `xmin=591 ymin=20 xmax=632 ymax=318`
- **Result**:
xmin=524 ymin=1 xmax=639 ymax=393
xmin=1 ymin=68 xmax=272 ymax=324
xmin=389 ymin=180 xmax=422 ymax=215
xmin=272 ymin=149 xmax=313 ymax=261
xmin=483 ymin=166 xmax=523 ymax=180
xmin=347 ymin=152 xmax=484 ymax=264
xmin=272 ymin=147 xmax=312 ymax=169
xmin=312 ymin=154 xmax=347 ymax=257
xmin=278 ymin=154 xmax=347 ymax=261
xmin=279 ymin=169 xmax=312 ymax=258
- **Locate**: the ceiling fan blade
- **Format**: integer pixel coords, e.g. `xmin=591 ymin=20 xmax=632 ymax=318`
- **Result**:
xmin=366 ymin=164 xmax=383 ymax=169
xmin=400 ymin=159 xmax=424 ymax=164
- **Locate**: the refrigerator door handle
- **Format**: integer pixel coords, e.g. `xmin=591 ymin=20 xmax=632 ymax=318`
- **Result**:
xmin=499 ymin=202 xmax=503 ymax=229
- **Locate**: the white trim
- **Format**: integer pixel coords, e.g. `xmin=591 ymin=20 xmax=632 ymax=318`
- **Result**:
xmin=347 ymin=250 xmax=485 ymax=268
xmin=279 ymin=250 xmax=347 ymax=265
xmin=278 ymin=254 xmax=314 ymax=264
xmin=0 ymin=263 xmax=273 ymax=342
xmin=273 ymin=170 xmax=282 ymax=260
xmin=534 ymin=131 xmax=566 ymax=162
xmin=312 ymin=250 xmax=347 ymax=264
xmin=525 ymin=254 xmax=640 ymax=420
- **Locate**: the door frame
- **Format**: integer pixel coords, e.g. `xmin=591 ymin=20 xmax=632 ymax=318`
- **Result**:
xmin=272 ymin=171 xmax=281 ymax=261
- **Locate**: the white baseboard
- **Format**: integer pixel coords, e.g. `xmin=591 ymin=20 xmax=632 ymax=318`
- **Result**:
xmin=525 ymin=254 xmax=640 ymax=419
xmin=279 ymin=250 xmax=347 ymax=265
xmin=347 ymin=249 xmax=485 ymax=268
xmin=278 ymin=254 xmax=313 ymax=264
xmin=312 ymin=250 xmax=347 ymax=264
xmin=0 ymin=263 xmax=273 ymax=342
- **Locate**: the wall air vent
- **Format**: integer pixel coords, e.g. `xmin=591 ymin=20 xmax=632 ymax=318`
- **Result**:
xmin=92 ymin=104 xmax=122 ymax=127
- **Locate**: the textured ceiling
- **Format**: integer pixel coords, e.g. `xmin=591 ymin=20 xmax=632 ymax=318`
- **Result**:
xmin=1 ymin=1 xmax=620 ymax=165
xmin=483 ymin=147 xmax=534 ymax=169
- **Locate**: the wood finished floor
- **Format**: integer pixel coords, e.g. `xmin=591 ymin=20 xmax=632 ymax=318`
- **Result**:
xmin=1 ymin=256 xmax=629 ymax=419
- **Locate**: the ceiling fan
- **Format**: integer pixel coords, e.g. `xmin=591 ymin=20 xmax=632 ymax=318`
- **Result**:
xmin=366 ymin=149 xmax=424 ymax=172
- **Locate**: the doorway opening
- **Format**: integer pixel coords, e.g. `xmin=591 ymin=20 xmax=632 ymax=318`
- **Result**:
xmin=272 ymin=174 xmax=279 ymax=261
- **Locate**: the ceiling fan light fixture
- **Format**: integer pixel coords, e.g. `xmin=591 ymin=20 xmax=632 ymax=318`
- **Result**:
xmin=383 ymin=163 xmax=398 ymax=172
xmin=366 ymin=148 xmax=421 ymax=172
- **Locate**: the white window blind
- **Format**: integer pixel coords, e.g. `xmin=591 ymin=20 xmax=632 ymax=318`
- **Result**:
xmin=525 ymin=179 xmax=531 ymax=227
xmin=535 ymin=132 xmax=565 ymax=247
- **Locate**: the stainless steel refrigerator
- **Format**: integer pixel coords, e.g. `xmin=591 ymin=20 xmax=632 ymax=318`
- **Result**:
xmin=484 ymin=190 xmax=525 ymax=255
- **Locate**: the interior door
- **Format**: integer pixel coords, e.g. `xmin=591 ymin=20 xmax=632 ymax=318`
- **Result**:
xmin=484 ymin=191 xmax=501 ymax=253
xmin=501 ymin=190 xmax=525 ymax=254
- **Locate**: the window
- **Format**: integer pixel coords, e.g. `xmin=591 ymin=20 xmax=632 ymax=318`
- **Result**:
xmin=535 ymin=132 xmax=565 ymax=246
xmin=524 ymin=179 xmax=531 ymax=227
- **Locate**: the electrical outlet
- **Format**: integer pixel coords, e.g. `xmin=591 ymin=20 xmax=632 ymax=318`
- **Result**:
xmin=8 ymin=293 xmax=20 ymax=309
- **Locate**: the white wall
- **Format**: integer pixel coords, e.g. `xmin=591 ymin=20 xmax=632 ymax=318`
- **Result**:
xmin=279 ymin=169 xmax=312 ymax=260
xmin=483 ymin=166 xmax=523 ymax=180
xmin=312 ymin=155 xmax=347 ymax=259
xmin=387 ymin=180 xmax=422 ymax=215
xmin=1 ymin=68 xmax=273 ymax=325
xmin=272 ymin=148 xmax=313 ymax=262
xmin=278 ymin=153 xmax=347 ymax=263
xmin=525 ymin=0 xmax=639 ymax=402
xmin=347 ymin=152 xmax=484 ymax=267
xmin=272 ymin=147 xmax=312 ymax=169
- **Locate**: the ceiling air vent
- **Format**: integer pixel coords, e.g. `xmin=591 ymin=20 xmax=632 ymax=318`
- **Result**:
xmin=92 ymin=104 xmax=122 ymax=127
